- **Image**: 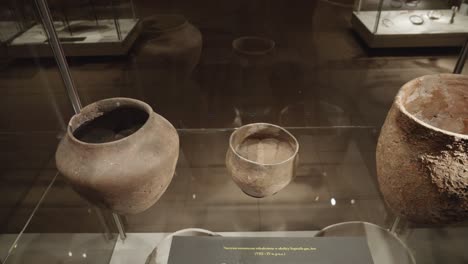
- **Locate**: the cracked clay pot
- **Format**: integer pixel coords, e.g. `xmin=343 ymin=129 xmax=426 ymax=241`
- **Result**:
xmin=56 ymin=98 xmax=179 ymax=214
xmin=377 ymin=74 xmax=467 ymax=224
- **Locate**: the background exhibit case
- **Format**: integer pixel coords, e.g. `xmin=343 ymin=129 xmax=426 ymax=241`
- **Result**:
xmin=352 ymin=0 xmax=468 ymax=47
xmin=7 ymin=0 xmax=140 ymax=57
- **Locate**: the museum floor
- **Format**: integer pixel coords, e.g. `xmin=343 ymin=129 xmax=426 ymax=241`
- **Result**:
xmin=0 ymin=0 xmax=467 ymax=263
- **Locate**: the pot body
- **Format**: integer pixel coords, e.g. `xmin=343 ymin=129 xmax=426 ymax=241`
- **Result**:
xmin=56 ymin=98 xmax=179 ymax=214
xmin=376 ymin=74 xmax=468 ymax=224
xmin=226 ymin=123 xmax=299 ymax=197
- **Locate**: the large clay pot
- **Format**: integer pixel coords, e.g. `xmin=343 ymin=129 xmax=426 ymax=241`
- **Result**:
xmin=376 ymin=74 xmax=468 ymax=224
xmin=56 ymin=98 xmax=179 ymax=214
xmin=226 ymin=123 xmax=299 ymax=197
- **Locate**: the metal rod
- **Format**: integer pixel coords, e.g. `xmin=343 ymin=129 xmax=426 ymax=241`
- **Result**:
xmin=61 ymin=5 xmax=72 ymax=36
xmin=130 ymin=0 xmax=137 ymax=20
xmin=389 ymin=216 xmax=401 ymax=234
xmin=35 ymin=0 xmax=82 ymax=113
xmin=94 ymin=207 xmax=114 ymax=241
xmin=35 ymin=0 xmax=127 ymax=241
xmin=110 ymin=0 xmax=122 ymax=41
xmin=373 ymin=0 xmax=385 ymax=34
xmin=355 ymin=0 xmax=363 ymax=13
xmin=89 ymin=0 xmax=99 ymax=26
xmin=113 ymin=213 xmax=127 ymax=240
xmin=454 ymin=38 xmax=468 ymax=74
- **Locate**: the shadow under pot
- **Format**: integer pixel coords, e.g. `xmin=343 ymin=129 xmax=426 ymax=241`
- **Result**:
xmin=377 ymin=74 xmax=468 ymax=224
xmin=226 ymin=123 xmax=299 ymax=198
xmin=55 ymin=98 xmax=179 ymax=215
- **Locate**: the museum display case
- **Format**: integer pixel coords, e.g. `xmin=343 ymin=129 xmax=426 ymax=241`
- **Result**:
xmin=1 ymin=0 xmax=467 ymax=263
xmin=352 ymin=0 xmax=468 ymax=47
xmin=7 ymin=0 xmax=140 ymax=57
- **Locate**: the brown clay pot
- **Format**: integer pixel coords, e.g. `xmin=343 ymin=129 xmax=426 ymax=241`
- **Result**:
xmin=226 ymin=123 xmax=299 ymax=197
xmin=56 ymin=98 xmax=179 ymax=214
xmin=376 ymin=74 xmax=468 ymax=224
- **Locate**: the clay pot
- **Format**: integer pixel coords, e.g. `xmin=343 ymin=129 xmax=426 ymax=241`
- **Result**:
xmin=56 ymin=98 xmax=179 ymax=214
xmin=230 ymin=36 xmax=276 ymax=123
xmin=376 ymin=74 xmax=468 ymax=224
xmin=226 ymin=123 xmax=299 ymax=197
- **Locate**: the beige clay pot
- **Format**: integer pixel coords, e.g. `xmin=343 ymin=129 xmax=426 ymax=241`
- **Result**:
xmin=226 ymin=123 xmax=299 ymax=198
xmin=56 ymin=98 xmax=179 ymax=214
xmin=377 ymin=74 xmax=467 ymax=224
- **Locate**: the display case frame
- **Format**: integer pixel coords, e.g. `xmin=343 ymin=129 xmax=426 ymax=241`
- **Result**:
xmin=352 ymin=0 xmax=468 ymax=47
xmin=7 ymin=0 xmax=140 ymax=57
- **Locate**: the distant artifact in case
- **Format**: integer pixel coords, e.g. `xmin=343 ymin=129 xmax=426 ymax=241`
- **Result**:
xmin=226 ymin=123 xmax=299 ymax=198
xmin=8 ymin=0 xmax=140 ymax=57
xmin=56 ymin=98 xmax=179 ymax=214
xmin=351 ymin=0 xmax=468 ymax=47
xmin=376 ymin=74 xmax=468 ymax=224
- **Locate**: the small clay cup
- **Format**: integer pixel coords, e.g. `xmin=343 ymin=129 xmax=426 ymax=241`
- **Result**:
xmin=226 ymin=123 xmax=299 ymax=198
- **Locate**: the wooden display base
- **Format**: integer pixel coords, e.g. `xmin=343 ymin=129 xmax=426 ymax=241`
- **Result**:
xmin=352 ymin=10 xmax=468 ymax=48
xmin=8 ymin=18 xmax=140 ymax=57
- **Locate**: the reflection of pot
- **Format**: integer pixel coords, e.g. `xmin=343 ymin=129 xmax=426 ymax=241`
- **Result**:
xmin=56 ymin=98 xmax=179 ymax=214
xmin=226 ymin=123 xmax=299 ymax=198
xmin=138 ymin=15 xmax=202 ymax=75
xmin=231 ymin=37 xmax=276 ymax=123
xmin=135 ymin=14 xmax=202 ymax=97
xmin=377 ymin=74 xmax=468 ymax=224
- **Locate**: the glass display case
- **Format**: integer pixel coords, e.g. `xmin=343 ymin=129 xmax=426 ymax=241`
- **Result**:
xmin=352 ymin=0 xmax=468 ymax=47
xmin=7 ymin=0 xmax=140 ymax=57
xmin=1 ymin=0 xmax=468 ymax=263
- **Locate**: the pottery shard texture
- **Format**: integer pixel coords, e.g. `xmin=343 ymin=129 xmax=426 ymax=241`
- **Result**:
xmin=377 ymin=74 xmax=468 ymax=224
xmin=377 ymin=107 xmax=468 ymax=224
xmin=420 ymin=142 xmax=468 ymax=206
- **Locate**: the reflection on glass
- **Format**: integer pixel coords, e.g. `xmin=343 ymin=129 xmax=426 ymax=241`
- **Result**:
xmin=316 ymin=221 xmax=416 ymax=264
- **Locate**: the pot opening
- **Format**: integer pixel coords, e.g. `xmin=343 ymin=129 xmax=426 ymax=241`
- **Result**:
xmin=233 ymin=37 xmax=275 ymax=55
xmin=401 ymin=75 xmax=467 ymax=135
xmin=73 ymin=106 xmax=149 ymax=144
xmin=231 ymin=124 xmax=298 ymax=165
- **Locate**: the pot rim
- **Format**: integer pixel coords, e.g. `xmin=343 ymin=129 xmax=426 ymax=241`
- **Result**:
xmin=229 ymin=123 xmax=299 ymax=166
xmin=67 ymin=97 xmax=154 ymax=147
xmin=395 ymin=73 xmax=468 ymax=140
xmin=232 ymin=36 xmax=276 ymax=56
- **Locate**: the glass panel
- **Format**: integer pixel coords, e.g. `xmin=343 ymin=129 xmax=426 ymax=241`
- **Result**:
xmin=20 ymin=0 xmax=468 ymax=263
xmin=0 ymin=0 xmax=116 ymax=262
